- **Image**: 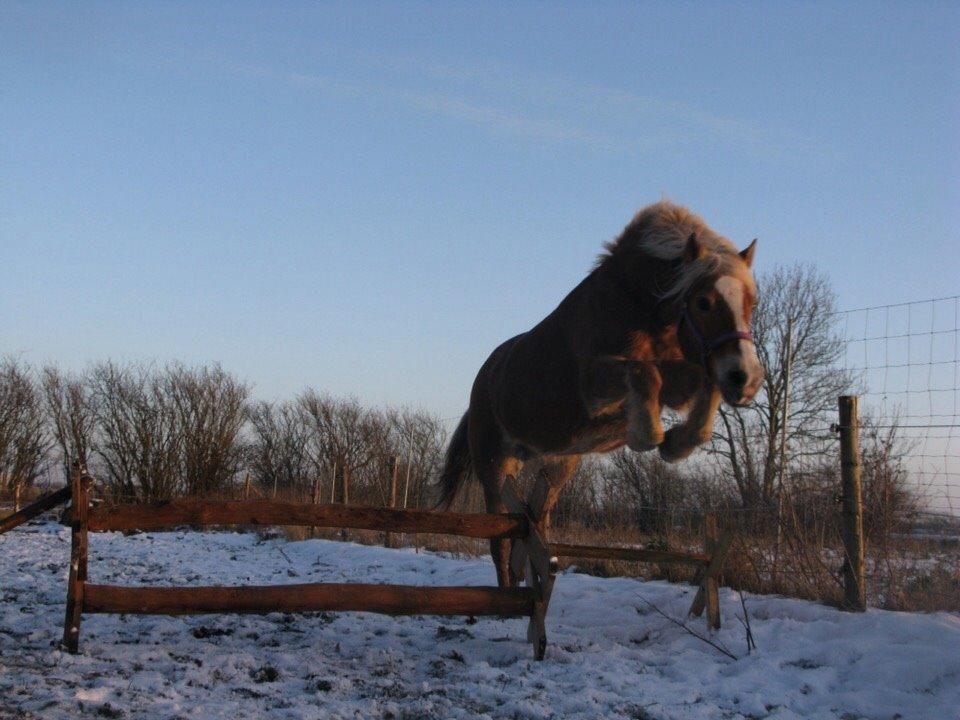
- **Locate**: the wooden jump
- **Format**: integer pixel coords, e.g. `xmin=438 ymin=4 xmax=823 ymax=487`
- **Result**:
xmin=4 ymin=464 xmax=729 ymax=659
xmin=58 ymin=465 xmax=558 ymax=659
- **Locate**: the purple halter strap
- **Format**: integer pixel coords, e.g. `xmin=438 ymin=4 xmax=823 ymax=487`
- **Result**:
xmin=678 ymin=305 xmax=754 ymax=366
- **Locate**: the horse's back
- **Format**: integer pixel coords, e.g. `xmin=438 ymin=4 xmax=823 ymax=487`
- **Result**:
xmin=473 ymin=310 xmax=589 ymax=453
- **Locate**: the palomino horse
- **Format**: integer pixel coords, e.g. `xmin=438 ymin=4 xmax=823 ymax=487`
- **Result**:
xmin=437 ymin=201 xmax=764 ymax=587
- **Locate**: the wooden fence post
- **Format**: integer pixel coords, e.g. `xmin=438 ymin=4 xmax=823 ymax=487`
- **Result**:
xmin=62 ymin=462 xmax=91 ymax=653
xmin=687 ymin=514 xmax=725 ymax=629
xmin=838 ymin=395 xmax=866 ymax=611
xmin=385 ymin=456 xmax=398 ymax=548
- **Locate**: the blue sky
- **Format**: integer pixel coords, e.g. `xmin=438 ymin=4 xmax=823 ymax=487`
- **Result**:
xmin=2 ymin=1 xmax=958 ymax=418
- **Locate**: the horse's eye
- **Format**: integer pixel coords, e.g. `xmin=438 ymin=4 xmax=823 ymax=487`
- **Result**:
xmin=696 ymin=296 xmax=712 ymax=312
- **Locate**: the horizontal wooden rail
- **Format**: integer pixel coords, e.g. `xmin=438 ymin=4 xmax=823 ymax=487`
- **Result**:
xmin=84 ymin=583 xmax=536 ymax=617
xmin=0 ymin=486 xmax=71 ymax=535
xmin=550 ymin=541 xmax=709 ymax=566
xmin=88 ymin=500 xmax=527 ymax=539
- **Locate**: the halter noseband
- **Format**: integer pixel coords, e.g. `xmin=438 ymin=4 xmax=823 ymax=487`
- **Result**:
xmin=678 ymin=304 xmax=754 ymax=367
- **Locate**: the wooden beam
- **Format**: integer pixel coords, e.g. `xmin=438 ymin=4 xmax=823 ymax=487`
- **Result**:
xmin=0 ymin=486 xmax=71 ymax=535
xmin=83 ymin=583 xmax=536 ymax=617
xmin=87 ymin=500 xmax=527 ymax=539
xmin=550 ymin=542 xmax=710 ymax=566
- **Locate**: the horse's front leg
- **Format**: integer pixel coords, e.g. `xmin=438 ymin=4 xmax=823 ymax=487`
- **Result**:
xmin=659 ymin=366 xmax=721 ymax=463
xmin=582 ymin=357 xmax=664 ymax=451
xmin=625 ymin=362 xmax=665 ymax=451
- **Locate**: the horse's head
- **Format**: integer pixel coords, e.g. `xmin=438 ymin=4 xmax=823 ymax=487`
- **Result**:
xmin=678 ymin=234 xmax=764 ymax=406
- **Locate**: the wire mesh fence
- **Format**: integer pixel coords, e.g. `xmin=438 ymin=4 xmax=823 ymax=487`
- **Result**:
xmin=835 ymin=295 xmax=960 ymax=518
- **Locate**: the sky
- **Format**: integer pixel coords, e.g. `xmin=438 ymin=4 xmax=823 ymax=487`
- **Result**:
xmin=2 ymin=1 xmax=959 ymax=420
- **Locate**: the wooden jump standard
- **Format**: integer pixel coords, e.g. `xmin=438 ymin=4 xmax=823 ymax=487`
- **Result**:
xmin=514 ymin=473 xmax=731 ymax=631
xmin=60 ymin=466 xmax=558 ymax=659
xmin=547 ymin=521 xmax=732 ymax=630
xmin=5 ymin=465 xmax=729 ymax=657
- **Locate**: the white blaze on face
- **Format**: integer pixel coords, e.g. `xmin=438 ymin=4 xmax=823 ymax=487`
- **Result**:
xmin=713 ymin=275 xmax=763 ymax=400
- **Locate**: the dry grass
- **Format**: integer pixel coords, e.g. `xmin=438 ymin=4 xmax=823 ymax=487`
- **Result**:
xmin=274 ymin=517 xmax=958 ymax=613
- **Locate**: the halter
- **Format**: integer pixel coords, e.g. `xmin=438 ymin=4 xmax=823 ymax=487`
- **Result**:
xmin=678 ymin=304 xmax=754 ymax=367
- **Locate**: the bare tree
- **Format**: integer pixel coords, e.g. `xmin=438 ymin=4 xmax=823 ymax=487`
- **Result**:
xmin=42 ymin=366 xmax=96 ymax=482
xmin=387 ymin=408 xmax=446 ymax=510
xmin=711 ymin=264 xmax=855 ymax=510
xmin=247 ymin=399 xmax=311 ymax=498
xmin=0 ymin=359 xmax=48 ymax=506
xmin=298 ymin=391 xmax=378 ymax=504
xmin=604 ymin=449 xmax=693 ymax=533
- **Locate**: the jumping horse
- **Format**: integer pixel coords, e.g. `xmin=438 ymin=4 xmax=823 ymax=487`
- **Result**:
xmin=436 ymin=201 xmax=764 ymax=588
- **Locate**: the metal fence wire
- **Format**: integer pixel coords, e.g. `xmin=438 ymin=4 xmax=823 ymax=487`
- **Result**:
xmin=835 ymin=295 xmax=960 ymax=518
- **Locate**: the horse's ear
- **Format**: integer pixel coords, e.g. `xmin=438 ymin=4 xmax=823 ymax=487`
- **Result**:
xmin=683 ymin=232 xmax=706 ymax=263
xmin=739 ymin=238 xmax=757 ymax=267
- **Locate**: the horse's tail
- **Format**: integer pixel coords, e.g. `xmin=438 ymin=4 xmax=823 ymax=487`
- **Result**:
xmin=436 ymin=412 xmax=471 ymax=509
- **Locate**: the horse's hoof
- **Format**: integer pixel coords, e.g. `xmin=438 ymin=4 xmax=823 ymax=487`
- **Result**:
xmin=658 ymin=428 xmax=695 ymax=463
xmin=626 ymin=429 xmax=664 ymax=452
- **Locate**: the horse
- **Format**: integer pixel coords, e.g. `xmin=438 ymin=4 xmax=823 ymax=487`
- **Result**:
xmin=436 ymin=200 xmax=764 ymax=588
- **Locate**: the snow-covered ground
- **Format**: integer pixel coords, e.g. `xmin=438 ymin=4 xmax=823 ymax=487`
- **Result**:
xmin=1 ymin=522 xmax=958 ymax=720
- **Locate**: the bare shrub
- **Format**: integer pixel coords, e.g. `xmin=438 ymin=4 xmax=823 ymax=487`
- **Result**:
xmin=0 ymin=359 xmax=48 ymax=506
xmin=88 ymin=362 xmax=182 ymax=501
xmin=166 ymin=363 xmax=248 ymax=497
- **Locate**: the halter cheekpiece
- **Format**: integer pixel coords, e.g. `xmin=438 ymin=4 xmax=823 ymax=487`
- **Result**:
xmin=678 ymin=304 xmax=754 ymax=366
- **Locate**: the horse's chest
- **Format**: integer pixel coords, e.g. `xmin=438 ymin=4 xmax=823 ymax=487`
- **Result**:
xmin=625 ymin=329 xmax=683 ymax=362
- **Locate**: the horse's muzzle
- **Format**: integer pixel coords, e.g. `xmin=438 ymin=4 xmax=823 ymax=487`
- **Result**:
xmin=716 ymin=355 xmax=764 ymax=406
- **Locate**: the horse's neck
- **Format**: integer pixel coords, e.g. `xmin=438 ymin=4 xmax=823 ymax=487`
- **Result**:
xmin=558 ymin=269 xmax=672 ymax=358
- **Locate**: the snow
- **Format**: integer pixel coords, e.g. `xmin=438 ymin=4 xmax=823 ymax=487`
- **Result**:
xmin=2 ymin=521 xmax=958 ymax=720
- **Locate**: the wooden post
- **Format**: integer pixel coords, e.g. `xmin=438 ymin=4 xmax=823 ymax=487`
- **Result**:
xmin=243 ymin=473 xmax=251 ymax=500
xmin=402 ymin=440 xmax=413 ymax=509
xmin=385 ymin=456 xmax=398 ymax=548
xmin=13 ymin=480 xmax=22 ymax=512
xmin=838 ymin=395 xmax=866 ymax=611
xmin=688 ymin=514 xmax=731 ymax=630
xmin=310 ymin=476 xmax=320 ymax=537
xmin=62 ymin=463 xmax=91 ymax=653
xmin=702 ymin=515 xmax=721 ymax=629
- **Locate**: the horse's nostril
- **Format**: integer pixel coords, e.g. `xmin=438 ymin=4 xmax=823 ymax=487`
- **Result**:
xmin=727 ymin=369 xmax=748 ymax=388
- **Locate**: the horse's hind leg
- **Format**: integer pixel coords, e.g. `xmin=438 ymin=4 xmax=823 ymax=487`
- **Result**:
xmin=469 ymin=415 xmax=523 ymax=587
xmin=527 ymin=455 xmax=581 ymax=534
xmin=479 ymin=455 xmax=523 ymax=588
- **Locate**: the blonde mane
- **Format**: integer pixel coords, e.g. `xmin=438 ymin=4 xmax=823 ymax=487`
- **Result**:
xmin=598 ymin=201 xmax=749 ymax=300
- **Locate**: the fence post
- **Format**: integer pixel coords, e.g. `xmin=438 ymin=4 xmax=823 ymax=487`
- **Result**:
xmin=838 ymin=395 xmax=866 ymax=611
xmin=62 ymin=462 xmax=91 ymax=652
xmin=385 ymin=456 xmax=398 ymax=548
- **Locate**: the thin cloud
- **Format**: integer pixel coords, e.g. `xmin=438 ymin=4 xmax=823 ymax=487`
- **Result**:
xmin=217 ymin=49 xmax=819 ymax=161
